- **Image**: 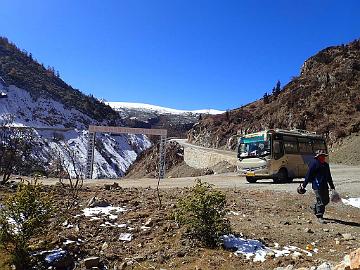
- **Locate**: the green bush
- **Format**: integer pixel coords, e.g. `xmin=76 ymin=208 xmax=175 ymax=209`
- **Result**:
xmin=175 ymin=179 xmax=231 ymax=247
xmin=0 ymin=179 xmax=54 ymax=269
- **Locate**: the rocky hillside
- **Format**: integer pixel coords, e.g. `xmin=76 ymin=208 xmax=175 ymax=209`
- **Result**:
xmin=188 ymin=39 xmax=360 ymax=155
xmin=0 ymin=37 xmax=151 ymax=178
xmin=0 ymin=37 xmax=119 ymax=124
xmin=125 ymin=141 xmax=214 ymax=178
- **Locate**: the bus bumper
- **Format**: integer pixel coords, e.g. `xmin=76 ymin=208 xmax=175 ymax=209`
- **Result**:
xmin=240 ymin=168 xmax=274 ymax=179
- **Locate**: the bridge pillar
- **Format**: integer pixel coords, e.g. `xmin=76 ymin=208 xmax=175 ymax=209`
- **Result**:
xmin=86 ymin=131 xmax=96 ymax=179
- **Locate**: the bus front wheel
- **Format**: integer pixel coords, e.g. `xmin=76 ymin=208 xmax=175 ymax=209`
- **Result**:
xmin=246 ymin=176 xmax=257 ymax=183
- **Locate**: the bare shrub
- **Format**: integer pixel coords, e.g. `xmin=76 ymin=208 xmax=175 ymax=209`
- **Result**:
xmin=52 ymin=143 xmax=84 ymax=210
xmin=0 ymin=179 xmax=53 ymax=269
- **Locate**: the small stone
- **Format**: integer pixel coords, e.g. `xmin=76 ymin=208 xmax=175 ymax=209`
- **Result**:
xmin=120 ymin=262 xmax=127 ymax=270
xmin=112 ymin=182 xmax=119 ymax=189
xmin=335 ymin=239 xmax=341 ymax=245
xmin=84 ymin=257 xmax=100 ymax=269
xmin=304 ymin=228 xmax=314 ymax=233
xmin=284 ymin=221 xmax=291 ymax=225
xmin=291 ymin=252 xmax=302 ymax=260
xmin=87 ymin=197 xmax=110 ymax=207
xmin=101 ymin=242 xmax=108 ymax=251
xmin=144 ymin=218 xmax=153 ymax=227
xmin=323 ymin=228 xmax=329 ymax=232
xmin=134 ymin=255 xmax=146 ymax=262
xmin=266 ymin=251 xmax=275 ymax=258
xmin=342 ymin=233 xmax=355 ymax=240
xmin=316 ymin=262 xmax=332 ymax=270
xmin=176 ymin=250 xmax=186 ymax=257
xmin=333 ymin=262 xmax=347 ymax=270
xmin=344 ymin=254 xmax=351 ymax=266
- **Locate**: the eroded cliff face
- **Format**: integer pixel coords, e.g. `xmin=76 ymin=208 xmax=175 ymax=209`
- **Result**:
xmin=188 ymin=40 xmax=360 ymax=151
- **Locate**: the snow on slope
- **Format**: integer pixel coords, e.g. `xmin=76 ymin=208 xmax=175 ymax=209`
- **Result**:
xmin=0 ymin=84 xmax=151 ymax=178
xmin=106 ymin=102 xmax=225 ymax=115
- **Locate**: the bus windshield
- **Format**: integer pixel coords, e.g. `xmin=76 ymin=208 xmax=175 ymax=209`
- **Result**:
xmin=238 ymin=136 xmax=270 ymax=158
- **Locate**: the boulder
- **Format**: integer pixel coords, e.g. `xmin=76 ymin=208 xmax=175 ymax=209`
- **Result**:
xmin=87 ymin=197 xmax=110 ymax=207
xmin=316 ymin=262 xmax=332 ymax=270
xmin=84 ymin=257 xmax=100 ymax=269
xmin=144 ymin=218 xmax=153 ymax=227
xmin=342 ymin=233 xmax=355 ymax=241
xmin=44 ymin=249 xmax=74 ymax=269
xmin=349 ymin=248 xmax=360 ymax=269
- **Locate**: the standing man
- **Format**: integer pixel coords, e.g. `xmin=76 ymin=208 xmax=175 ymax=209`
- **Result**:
xmin=300 ymin=150 xmax=335 ymax=224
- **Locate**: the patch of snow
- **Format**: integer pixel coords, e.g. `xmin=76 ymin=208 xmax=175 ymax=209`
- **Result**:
xmin=63 ymin=240 xmax=76 ymax=245
xmin=43 ymin=249 xmax=68 ymax=264
xmin=119 ymin=233 xmax=132 ymax=242
xmin=342 ymin=198 xmax=360 ymax=208
xmin=7 ymin=217 xmax=21 ymax=234
xmin=229 ymin=211 xmax=240 ymax=216
xmin=107 ymin=102 xmax=225 ymax=115
xmin=222 ymin=235 xmax=316 ymax=262
xmin=100 ymin=222 xmax=127 ymax=228
xmin=82 ymin=206 xmax=127 ymax=217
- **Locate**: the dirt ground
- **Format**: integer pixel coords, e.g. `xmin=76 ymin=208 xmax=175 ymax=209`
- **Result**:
xmin=0 ymin=182 xmax=359 ymax=270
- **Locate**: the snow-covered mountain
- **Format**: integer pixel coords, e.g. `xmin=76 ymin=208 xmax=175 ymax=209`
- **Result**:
xmin=106 ymin=102 xmax=225 ymax=137
xmin=0 ymin=83 xmax=151 ymax=179
xmin=106 ymin=102 xmax=225 ymax=115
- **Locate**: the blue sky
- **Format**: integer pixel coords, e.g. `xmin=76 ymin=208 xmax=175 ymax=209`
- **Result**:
xmin=1 ymin=0 xmax=359 ymax=110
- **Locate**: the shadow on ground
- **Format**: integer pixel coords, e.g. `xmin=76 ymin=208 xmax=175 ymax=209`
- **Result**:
xmin=324 ymin=217 xmax=360 ymax=227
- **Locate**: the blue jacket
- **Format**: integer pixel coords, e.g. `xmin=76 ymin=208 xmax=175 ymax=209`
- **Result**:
xmin=303 ymin=159 xmax=335 ymax=190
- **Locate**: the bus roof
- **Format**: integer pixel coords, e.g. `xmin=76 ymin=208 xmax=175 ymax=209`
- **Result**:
xmin=240 ymin=129 xmax=323 ymax=139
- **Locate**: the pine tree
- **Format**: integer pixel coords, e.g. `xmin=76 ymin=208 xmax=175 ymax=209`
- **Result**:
xmin=263 ymin=92 xmax=269 ymax=104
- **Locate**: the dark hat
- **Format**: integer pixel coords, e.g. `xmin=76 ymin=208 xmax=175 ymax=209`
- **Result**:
xmin=314 ymin=150 xmax=328 ymax=158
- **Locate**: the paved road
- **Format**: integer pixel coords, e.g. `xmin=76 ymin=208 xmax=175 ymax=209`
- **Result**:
xmin=37 ymin=163 xmax=360 ymax=197
xmin=34 ymin=140 xmax=360 ymax=197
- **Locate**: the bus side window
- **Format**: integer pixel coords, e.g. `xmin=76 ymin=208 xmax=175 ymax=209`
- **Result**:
xmin=312 ymin=139 xmax=327 ymax=153
xmin=298 ymin=138 xmax=313 ymax=153
xmin=273 ymin=140 xmax=284 ymax=160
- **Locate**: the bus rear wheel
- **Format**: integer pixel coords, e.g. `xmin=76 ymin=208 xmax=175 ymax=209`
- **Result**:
xmin=246 ymin=176 xmax=257 ymax=183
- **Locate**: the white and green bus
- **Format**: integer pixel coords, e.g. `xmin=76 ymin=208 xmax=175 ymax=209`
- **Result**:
xmin=237 ymin=129 xmax=328 ymax=183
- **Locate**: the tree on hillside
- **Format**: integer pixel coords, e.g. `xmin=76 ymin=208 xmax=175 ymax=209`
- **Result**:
xmin=0 ymin=115 xmax=34 ymax=185
xmin=263 ymin=92 xmax=270 ymax=104
xmin=272 ymin=80 xmax=282 ymax=97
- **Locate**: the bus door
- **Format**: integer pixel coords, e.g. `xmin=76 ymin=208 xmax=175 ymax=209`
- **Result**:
xmin=282 ymin=136 xmax=300 ymax=178
xmin=298 ymin=137 xmax=314 ymax=176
